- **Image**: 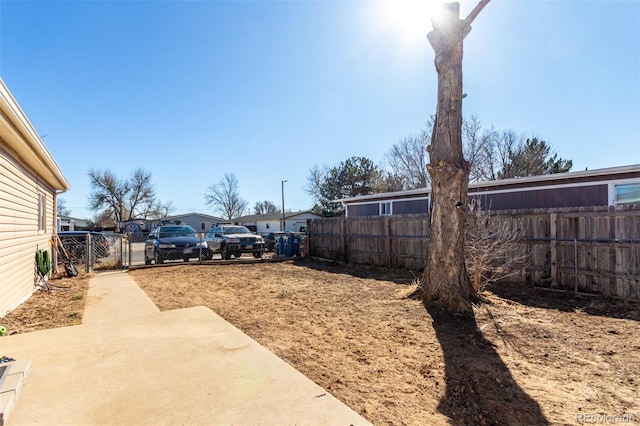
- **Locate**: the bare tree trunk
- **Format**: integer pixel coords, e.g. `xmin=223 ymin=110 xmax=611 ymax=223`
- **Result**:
xmin=414 ymin=1 xmax=490 ymax=314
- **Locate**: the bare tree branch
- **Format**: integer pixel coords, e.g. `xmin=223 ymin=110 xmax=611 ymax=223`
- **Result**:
xmin=383 ymin=133 xmax=431 ymax=190
xmin=465 ymin=198 xmax=530 ymax=291
xmin=204 ymin=173 xmax=248 ymax=220
xmin=463 ymin=0 xmax=491 ymax=34
xmin=88 ymin=168 xmax=170 ymax=225
xmin=254 ymin=200 xmax=279 ymax=215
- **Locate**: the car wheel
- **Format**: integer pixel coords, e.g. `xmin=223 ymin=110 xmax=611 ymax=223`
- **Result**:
xmin=234 ymin=252 xmax=241 ymax=258
xmin=183 ymin=256 xmax=190 ymax=262
xmin=221 ymin=245 xmax=232 ymax=260
xmin=144 ymin=253 xmax=151 ymax=265
xmin=155 ymin=251 xmax=164 ymax=264
xmin=253 ymin=251 xmax=263 ymax=259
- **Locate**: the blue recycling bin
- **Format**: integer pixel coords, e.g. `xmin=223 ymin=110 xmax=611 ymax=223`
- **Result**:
xmin=276 ymin=236 xmax=286 ymax=255
xmin=285 ymin=235 xmax=294 ymax=257
xmin=290 ymin=235 xmax=301 ymax=256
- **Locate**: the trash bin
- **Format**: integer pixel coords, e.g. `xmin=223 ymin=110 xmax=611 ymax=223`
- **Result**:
xmin=276 ymin=236 xmax=286 ymax=255
xmin=291 ymin=235 xmax=301 ymax=256
xmin=285 ymin=235 xmax=294 ymax=257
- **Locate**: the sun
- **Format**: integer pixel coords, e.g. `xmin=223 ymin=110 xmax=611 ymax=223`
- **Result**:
xmin=378 ymin=0 xmax=443 ymax=44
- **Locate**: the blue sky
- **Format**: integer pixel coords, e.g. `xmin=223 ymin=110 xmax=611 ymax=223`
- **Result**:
xmin=1 ymin=0 xmax=638 ymax=220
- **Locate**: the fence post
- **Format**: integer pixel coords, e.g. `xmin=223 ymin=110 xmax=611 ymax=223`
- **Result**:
xmin=550 ymin=212 xmax=557 ymax=287
xmin=306 ymin=219 xmax=312 ymax=258
xmin=85 ymin=233 xmax=93 ymax=274
xmin=341 ymin=218 xmax=347 ymax=262
xmin=574 ymin=237 xmax=578 ymax=292
xmin=385 ymin=216 xmax=392 ymax=269
xmin=127 ymin=236 xmax=133 ymax=268
xmin=609 ymin=213 xmax=617 ymax=297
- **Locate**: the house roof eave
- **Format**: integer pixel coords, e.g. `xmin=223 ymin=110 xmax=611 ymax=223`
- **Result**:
xmin=335 ymin=164 xmax=640 ymax=204
xmin=0 ymin=78 xmax=70 ymax=192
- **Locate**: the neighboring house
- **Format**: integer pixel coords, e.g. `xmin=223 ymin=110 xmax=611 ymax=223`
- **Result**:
xmin=338 ymin=164 xmax=640 ymax=217
xmin=57 ymin=215 xmax=89 ymax=232
xmin=158 ymin=213 xmax=226 ymax=233
xmin=120 ymin=213 xmax=226 ymax=237
xmin=0 ymin=78 xmax=70 ymax=316
xmin=235 ymin=211 xmax=321 ymax=234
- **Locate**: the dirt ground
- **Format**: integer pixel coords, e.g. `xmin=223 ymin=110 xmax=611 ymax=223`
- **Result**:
xmin=0 ymin=274 xmax=90 ymax=334
xmin=2 ymin=259 xmax=639 ymax=425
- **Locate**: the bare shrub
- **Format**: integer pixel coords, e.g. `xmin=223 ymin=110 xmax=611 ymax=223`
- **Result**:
xmin=465 ymin=198 xmax=530 ymax=292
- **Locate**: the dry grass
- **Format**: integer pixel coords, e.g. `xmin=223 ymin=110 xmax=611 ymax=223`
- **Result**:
xmin=0 ymin=273 xmax=90 ymax=334
xmin=2 ymin=259 xmax=638 ymax=425
xmin=130 ymin=259 xmax=640 ymax=425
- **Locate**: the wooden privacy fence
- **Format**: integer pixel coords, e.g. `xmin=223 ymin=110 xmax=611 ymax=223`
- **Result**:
xmin=306 ymin=206 xmax=640 ymax=300
xmin=307 ymin=214 xmax=430 ymax=270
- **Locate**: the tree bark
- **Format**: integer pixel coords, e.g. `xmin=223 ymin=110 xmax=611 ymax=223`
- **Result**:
xmin=414 ymin=1 xmax=489 ymax=313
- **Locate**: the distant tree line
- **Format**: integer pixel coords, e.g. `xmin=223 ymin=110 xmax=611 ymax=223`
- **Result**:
xmin=85 ymin=169 xmax=280 ymax=226
xmin=305 ymin=116 xmax=572 ymax=216
xmin=82 ymin=117 xmax=571 ymax=223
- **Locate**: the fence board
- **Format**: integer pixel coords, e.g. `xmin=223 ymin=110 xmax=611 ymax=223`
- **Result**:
xmin=307 ymin=206 xmax=640 ymax=300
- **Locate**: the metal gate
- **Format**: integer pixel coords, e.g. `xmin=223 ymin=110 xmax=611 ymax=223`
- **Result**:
xmin=55 ymin=233 xmax=129 ymax=273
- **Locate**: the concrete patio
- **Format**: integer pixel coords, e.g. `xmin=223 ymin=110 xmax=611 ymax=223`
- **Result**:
xmin=0 ymin=271 xmax=370 ymax=425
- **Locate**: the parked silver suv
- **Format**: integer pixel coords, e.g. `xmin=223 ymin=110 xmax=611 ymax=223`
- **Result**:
xmin=205 ymin=225 xmax=264 ymax=260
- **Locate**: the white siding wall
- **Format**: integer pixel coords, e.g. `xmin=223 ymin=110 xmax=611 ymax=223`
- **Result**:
xmin=284 ymin=214 xmax=318 ymax=232
xmin=286 ymin=221 xmax=308 ymax=232
xmin=0 ymin=147 xmax=55 ymax=316
xmin=256 ymin=221 xmax=280 ymax=234
xmin=158 ymin=214 xmax=225 ymax=234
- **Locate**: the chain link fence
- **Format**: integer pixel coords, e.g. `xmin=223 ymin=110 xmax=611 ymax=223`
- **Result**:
xmin=126 ymin=234 xmax=210 ymax=266
xmin=56 ymin=233 xmax=128 ymax=273
xmin=55 ymin=231 xmax=275 ymax=272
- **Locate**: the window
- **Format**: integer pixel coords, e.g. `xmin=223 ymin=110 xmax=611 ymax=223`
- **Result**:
xmin=380 ymin=202 xmax=392 ymax=215
xmin=614 ymin=183 xmax=640 ymax=205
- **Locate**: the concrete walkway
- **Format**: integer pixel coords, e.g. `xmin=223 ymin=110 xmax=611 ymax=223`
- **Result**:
xmin=1 ymin=271 xmax=370 ymax=425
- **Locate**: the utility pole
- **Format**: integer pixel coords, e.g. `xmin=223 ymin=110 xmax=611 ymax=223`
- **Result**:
xmin=281 ymin=180 xmax=287 ymax=231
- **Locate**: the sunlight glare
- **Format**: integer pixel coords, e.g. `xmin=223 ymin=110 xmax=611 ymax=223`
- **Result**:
xmin=379 ymin=0 xmax=443 ymax=44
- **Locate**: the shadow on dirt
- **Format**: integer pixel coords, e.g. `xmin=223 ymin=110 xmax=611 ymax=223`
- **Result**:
xmin=488 ymin=282 xmax=640 ymax=322
xmin=424 ymin=304 xmax=549 ymax=425
xmin=297 ymin=259 xmax=639 ymax=321
xmin=292 ymin=257 xmax=418 ymax=286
